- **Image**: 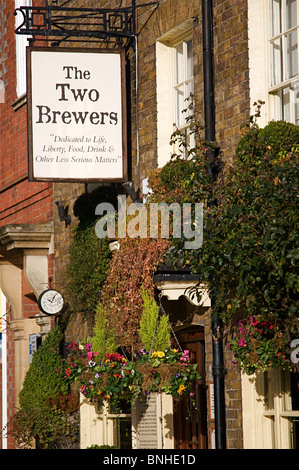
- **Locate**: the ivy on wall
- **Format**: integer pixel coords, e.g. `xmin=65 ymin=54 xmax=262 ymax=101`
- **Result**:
xmin=65 ymin=219 xmax=111 ymax=314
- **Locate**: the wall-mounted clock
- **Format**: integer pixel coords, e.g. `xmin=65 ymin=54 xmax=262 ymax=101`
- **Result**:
xmin=37 ymin=289 xmax=64 ymax=316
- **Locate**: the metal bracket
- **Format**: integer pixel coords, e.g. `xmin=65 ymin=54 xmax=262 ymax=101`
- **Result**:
xmin=14 ymin=1 xmax=159 ymax=47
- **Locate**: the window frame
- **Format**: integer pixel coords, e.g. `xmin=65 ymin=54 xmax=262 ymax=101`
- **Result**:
xmin=156 ymin=21 xmax=194 ymax=167
xmin=269 ymin=0 xmax=299 ymax=124
xmin=242 ymin=368 xmax=299 ymax=449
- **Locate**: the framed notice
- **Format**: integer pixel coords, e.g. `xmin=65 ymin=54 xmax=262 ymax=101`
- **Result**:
xmin=27 ymin=47 xmax=127 ymax=182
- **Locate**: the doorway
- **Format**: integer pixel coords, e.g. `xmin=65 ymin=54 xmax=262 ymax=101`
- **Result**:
xmin=172 ymin=326 xmax=207 ymax=449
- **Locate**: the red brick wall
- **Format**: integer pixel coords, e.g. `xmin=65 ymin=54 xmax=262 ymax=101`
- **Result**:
xmin=0 ymin=0 xmax=54 ymax=449
xmin=0 ymin=0 xmax=53 ymax=227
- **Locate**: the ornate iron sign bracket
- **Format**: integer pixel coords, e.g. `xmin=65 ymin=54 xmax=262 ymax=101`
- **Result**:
xmin=14 ymin=1 xmax=159 ymax=47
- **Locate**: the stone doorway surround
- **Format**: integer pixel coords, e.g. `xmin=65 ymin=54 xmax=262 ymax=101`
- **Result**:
xmin=0 ymin=222 xmax=53 ymax=405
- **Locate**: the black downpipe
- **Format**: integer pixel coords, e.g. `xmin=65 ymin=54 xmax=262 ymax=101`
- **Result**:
xmin=202 ymin=0 xmax=226 ymax=449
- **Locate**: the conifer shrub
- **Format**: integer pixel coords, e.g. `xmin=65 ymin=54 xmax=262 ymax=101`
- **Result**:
xmin=139 ymin=288 xmax=170 ymax=353
xmin=9 ymin=327 xmax=79 ymax=448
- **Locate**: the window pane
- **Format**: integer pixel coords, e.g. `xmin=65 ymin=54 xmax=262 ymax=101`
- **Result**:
xmin=186 ymin=40 xmax=193 ymax=79
xmin=186 ymin=80 xmax=194 ymax=108
xmin=271 ymin=0 xmax=282 ymax=36
xmin=175 ymin=43 xmax=184 ymax=84
xmin=175 ymin=86 xmax=184 ymax=125
xmin=295 ymin=90 xmax=299 ymax=124
xmin=286 ymin=30 xmax=298 ymax=79
xmin=285 ymin=0 xmax=297 ymax=30
xmin=271 ymin=37 xmax=283 ymax=84
xmin=282 ymin=86 xmax=291 ymax=120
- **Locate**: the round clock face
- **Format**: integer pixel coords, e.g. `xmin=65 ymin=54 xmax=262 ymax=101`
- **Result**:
xmin=38 ymin=289 xmax=64 ymax=315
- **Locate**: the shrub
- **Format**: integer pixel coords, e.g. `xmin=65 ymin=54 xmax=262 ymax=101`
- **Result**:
xmin=10 ymin=327 xmax=79 ymax=448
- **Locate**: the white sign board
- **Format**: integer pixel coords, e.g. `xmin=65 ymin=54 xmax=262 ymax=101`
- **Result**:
xmin=27 ymin=48 xmax=127 ymax=182
xmin=132 ymin=393 xmax=163 ymax=449
xmin=29 ymin=333 xmax=41 ymax=364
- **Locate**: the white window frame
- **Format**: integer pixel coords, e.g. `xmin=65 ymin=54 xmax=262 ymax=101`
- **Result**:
xmin=156 ymin=21 xmax=194 ymax=167
xmin=269 ymin=0 xmax=299 ymax=124
xmin=242 ymin=369 xmax=299 ymax=448
xmin=248 ymin=0 xmax=299 ymax=125
xmin=173 ymin=39 xmax=194 ymax=130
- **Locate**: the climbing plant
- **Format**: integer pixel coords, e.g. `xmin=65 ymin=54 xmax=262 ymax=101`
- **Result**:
xmin=93 ymin=236 xmax=170 ymax=353
xmin=65 ymin=219 xmax=111 ymax=313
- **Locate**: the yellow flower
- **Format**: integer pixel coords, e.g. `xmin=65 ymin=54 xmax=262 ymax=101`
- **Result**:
xmin=227 ymin=304 xmax=232 ymax=310
xmin=151 ymin=351 xmax=165 ymax=358
xmin=177 ymin=385 xmax=186 ymax=395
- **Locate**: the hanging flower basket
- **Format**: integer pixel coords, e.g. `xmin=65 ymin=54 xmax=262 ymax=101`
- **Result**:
xmin=228 ymin=315 xmax=295 ymax=375
xmin=60 ymin=343 xmax=201 ymax=411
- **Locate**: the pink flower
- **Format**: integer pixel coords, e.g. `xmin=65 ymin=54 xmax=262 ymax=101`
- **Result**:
xmin=87 ymin=351 xmax=93 ymax=360
xmin=238 ymin=338 xmax=247 ymax=348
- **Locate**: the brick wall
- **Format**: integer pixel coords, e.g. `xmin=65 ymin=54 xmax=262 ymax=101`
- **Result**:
xmin=0 ymin=0 xmax=54 ymax=449
xmin=213 ymin=0 xmax=249 ymax=448
xmin=35 ymin=0 xmax=250 ymax=449
xmin=131 ymin=1 xmax=248 ymax=448
xmin=214 ymin=0 xmax=250 ymax=164
xmin=53 ymin=182 xmax=85 ymax=294
xmin=0 ymin=0 xmax=53 ymax=226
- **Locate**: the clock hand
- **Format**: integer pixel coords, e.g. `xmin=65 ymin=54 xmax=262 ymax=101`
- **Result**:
xmin=50 ymin=293 xmax=58 ymax=303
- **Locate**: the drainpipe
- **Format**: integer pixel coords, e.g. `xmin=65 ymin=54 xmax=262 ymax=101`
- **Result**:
xmin=202 ymin=0 xmax=226 ymax=449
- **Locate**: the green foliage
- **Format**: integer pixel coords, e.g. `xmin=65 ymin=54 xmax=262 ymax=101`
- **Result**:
xmin=147 ymin=101 xmax=213 ymax=268
xmin=19 ymin=327 xmax=68 ymax=410
xmin=91 ymin=303 xmax=118 ymax=360
xmin=236 ymin=115 xmax=299 ymax=166
xmin=64 ymin=343 xmax=200 ymax=409
xmin=12 ymin=327 xmax=79 ymax=448
xmin=65 ymin=219 xmax=111 ymax=312
xmin=150 ymin=105 xmax=299 ymax=373
xmin=139 ymin=288 xmax=170 ymax=353
xmin=148 ymin=119 xmax=212 ymax=206
xmin=11 ymin=405 xmax=79 ymax=449
xmin=228 ymin=316 xmax=295 ymax=375
xmin=194 ymin=118 xmax=299 ymax=323
xmin=96 ymin=237 xmax=170 ymax=352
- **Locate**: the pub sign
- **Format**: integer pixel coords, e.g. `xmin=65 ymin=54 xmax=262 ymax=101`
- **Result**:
xmin=27 ymin=47 xmax=127 ymax=182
